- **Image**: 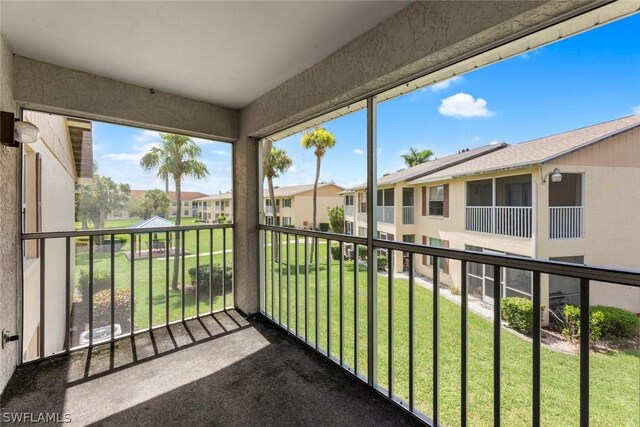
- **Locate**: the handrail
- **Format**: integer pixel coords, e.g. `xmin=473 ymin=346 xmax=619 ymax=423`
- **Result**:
xmin=22 ymin=222 xmax=233 ymax=240
xmin=260 ymin=224 xmax=640 ymax=287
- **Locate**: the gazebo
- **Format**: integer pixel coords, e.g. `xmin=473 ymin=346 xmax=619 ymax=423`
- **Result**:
xmin=128 ymin=216 xmax=175 ymax=258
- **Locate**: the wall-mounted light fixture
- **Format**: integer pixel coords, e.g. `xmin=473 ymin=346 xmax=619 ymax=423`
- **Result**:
xmin=1 ymin=111 xmax=40 ymax=147
xmin=542 ymin=167 xmax=562 ymax=184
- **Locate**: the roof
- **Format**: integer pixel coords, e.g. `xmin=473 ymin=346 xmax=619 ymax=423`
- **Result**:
xmin=268 ymin=183 xmax=344 ymax=197
xmin=194 ymin=191 xmax=233 ymax=201
xmin=130 ymin=190 xmax=208 ymax=201
xmin=343 ymin=143 xmax=507 ymax=191
xmin=129 ymin=216 xmax=175 ymax=229
xmin=410 ymin=115 xmax=640 ymax=184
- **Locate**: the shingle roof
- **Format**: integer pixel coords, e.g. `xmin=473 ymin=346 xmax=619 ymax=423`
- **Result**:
xmin=269 ymin=183 xmax=344 ymax=197
xmin=410 ymin=115 xmax=640 ymax=184
xmin=343 ymin=143 xmax=507 ymax=191
xmin=194 ymin=192 xmax=233 ymax=201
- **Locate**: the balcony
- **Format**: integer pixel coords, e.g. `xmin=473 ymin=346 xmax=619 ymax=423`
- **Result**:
xmin=265 ymin=206 xmax=280 ymax=215
xmin=377 ymin=206 xmax=394 ymax=224
xmin=549 ymin=206 xmax=583 ymax=239
xmin=344 ymin=205 xmax=355 ymax=216
xmin=402 ymin=206 xmax=414 ymax=225
xmin=466 ymin=206 xmax=532 ymax=238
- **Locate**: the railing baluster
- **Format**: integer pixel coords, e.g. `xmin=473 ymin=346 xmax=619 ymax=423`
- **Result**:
xmin=148 ymin=232 xmax=153 ymax=330
xmin=209 ymin=228 xmax=213 ymax=314
xmin=580 ymin=278 xmax=590 ymax=427
xmin=164 ymin=231 xmax=166 ymax=325
xmin=532 ymin=271 xmax=541 ymax=427
xmin=315 ymin=236 xmax=319 ymax=349
xmin=196 ymin=229 xmax=200 ymax=317
xmin=287 ymin=233 xmax=291 ymax=329
xmin=327 ymin=238 xmax=331 ymax=356
xmin=181 ymin=230 xmax=185 ymax=321
xmin=271 ymin=230 xmax=275 ymax=319
xmin=65 ymin=237 xmax=71 ymax=352
xmin=89 ymin=235 xmax=94 ymax=347
xmin=263 ymin=230 xmax=268 ymax=315
xmin=40 ymin=238 xmax=46 ymax=357
xmin=304 ymin=236 xmax=309 ymax=342
xmin=461 ymin=260 xmax=468 ymax=427
xmin=408 ymin=253 xmax=415 ymax=412
xmin=494 ymin=264 xmax=501 ymax=427
xmin=279 ymin=232 xmax=283 ymax=325
xmin=433 ymin=255 xmax=440 ymax=425
xmin=354 ymin=243 xmax=359 ymax=375
xmin=388 ymin=248 xmax=394 ymax=399
xmin=223 ymin=228 xmax=227 ymax=310
xmin=111 ymin=235 xmax=115 ymax=342
xmin=340 ymin=240 xmax=344 ymax=365
xmin=295 ymin=234 xmax=299 ymax=336
xmin=130 ymin=233 xmax=135 ymax=334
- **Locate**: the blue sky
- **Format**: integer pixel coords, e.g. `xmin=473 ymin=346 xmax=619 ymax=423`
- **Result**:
xmin=93 ymin=13 xmax=640 ymax=193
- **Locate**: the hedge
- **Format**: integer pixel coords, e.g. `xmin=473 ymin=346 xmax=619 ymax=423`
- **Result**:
xmin=188 ymin=264 xmax=233 ymax=295
xmin=501 ymin=297 xmax=544 ymax=335
xmin=561 ymin=304 xmax=639 ymax=342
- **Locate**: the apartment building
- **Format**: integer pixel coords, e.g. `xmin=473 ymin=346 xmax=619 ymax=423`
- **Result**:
xmin=344 ymin=115 xmax=640 ymax=315
xmin=110 ymin=190 xmax=208 ymax=219
xmin=193 ymin=191 xmax=233 ymax=223
xmin=22 ymin=110 xmax=93 ymax=360
xmin=264 ymin=183 xmax=344 ymax=228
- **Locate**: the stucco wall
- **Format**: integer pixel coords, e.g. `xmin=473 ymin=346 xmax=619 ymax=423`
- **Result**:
xmin=0 ymin=33 xmax=18 ymax=395
xmin=13 ymin=56 xmax=239 ymax=142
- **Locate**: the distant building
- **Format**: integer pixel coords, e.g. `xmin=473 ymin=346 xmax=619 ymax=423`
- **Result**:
xmin=109 ymin=190 xmax=208 ymax=220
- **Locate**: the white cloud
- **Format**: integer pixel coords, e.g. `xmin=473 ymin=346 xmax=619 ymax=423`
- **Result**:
xmin=211 ymin=149 xmax=231 ymax=156
xmin=353 ymin=148 xmax=364 ymax=155
xmin=439 ymin=92 xmax=492 ymax=118
xmin=103 ymin=152 xmax=144 ymax=161
xmin=430 ymin=76 xmax=462 ymax=92
xmin=632 ymin=105 xmax=640 ymax=115
xmin=133 ymin=129 xmax=160 ymax=142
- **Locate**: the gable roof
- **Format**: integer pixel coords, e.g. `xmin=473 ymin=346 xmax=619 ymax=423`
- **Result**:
xmin=129 ymin=216 xmax=175 ymax=229
xmin=194 ymin=191 xmax=233 ymax=201
xmin=343 ymin=143 xmax=507 ymax=191
xmin=410 ymin=115 xmax=640 ymax=184
xmin=269 ymin=183 xmax=344 ymax=197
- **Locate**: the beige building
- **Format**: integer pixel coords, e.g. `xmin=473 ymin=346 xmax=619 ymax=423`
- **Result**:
xmin=193 ymin=191 xmax=233 ymax=223
xmin=345 ymin=115 xmax=640 ymax=316
xmin=22 ymin=110 xmax=93 ymax=360
xmin=110 ymin=190 xmax=208 ymax=220
xmin=264 ymin=183 xmax=344 ymax=228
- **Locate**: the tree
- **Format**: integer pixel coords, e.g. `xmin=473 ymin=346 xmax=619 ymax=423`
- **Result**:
xmin=401 ymin=147 xmax=434 ymax=167
xmin=143 ymin=189 xmax=171 ymax=218
xmin=300 ymin=127 xmax=337 ymax=230
xmin=140 ymin=133 xmax=209 ymax=290
xmin=75 ymin=175 xmax=130 ymax=230
xmin=263 ymin=139 xmax=292 ymax=260
xmin=327 ymin=206 xmax=345 ymax=234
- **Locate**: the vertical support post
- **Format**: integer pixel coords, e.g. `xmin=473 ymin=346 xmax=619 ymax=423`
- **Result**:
xmin=88 ymin=235 xmax=94 ymax=346
xmin=314 ymin=235 xmax=319 ymax=349
xmin=532 ymin=271 xmax=541 ymax=427
xmin=111 ymin=235 xmax=115 ymax=341
xmin=166 ymin=231 xmax=170 ymax=325
xmin=148 ymin=232 xmax=153 ymax=330
xmin=223 ymin=227 xmax=227 ymax=310
xmin=408 ymin=253 xmax=415 ymax=411
xmin=196 ymin=229 xmax=200 ymax=317
xmin=210 ymin=228 xmax=213 ymax=314
xmin=327 ymin=238 xmax=331 ymax=356
xmin=366 ymin=95 xmax=378 ymax=386
xmin=388 ymin=249 xmax=394 ymax=398
xmin=493 ymin=264 xmax=501 ymax=427
xmin=354 ymin=243 xmax=359 ymax=375
xmin=433 ymin=255 xmax=440 ymax=425
xmin=461 ymin=260 xmax=468 ymax=427
xmin=130 ymin=233 xmax=135 ymax=334
xmin=181 ymin=230 xmax=185 ymax=321
xmin=339 ymin=240 xmax=344 ymax=365
xmin=65 ymin=237 xmax=71 ymax=352
xmin=580 ymin=278 xmax=590 ymax=427
xmin=39 ymin=238 xmax=46 ymax=357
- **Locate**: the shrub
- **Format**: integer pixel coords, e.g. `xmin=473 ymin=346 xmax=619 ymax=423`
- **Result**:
xmin=77 ymin=269 xmax=112 ymax=302
xmin=557 ymin=304 xmax=638 ymax=342
xmin=188 ymin=264 xmax=233 ymax=295
xmin=93 ymin=288 xmax=132 ymax=330
xmin=318 ymin=223 xmax=330 ymax=232
xmin=330 ymin=244 xmax=342 ymax=261
xmin=501 ymin=297 xmax=544 ymax=335
xmin=358 ymin=246 xmax=367 ymax=260
xmin=377 ymin=255 xmax=388 ymax=271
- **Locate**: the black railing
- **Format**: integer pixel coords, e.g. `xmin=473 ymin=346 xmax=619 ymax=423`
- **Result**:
xmin=259 ymin=224 xmax=640 ymax=426
xmin=20 ymin=223 xmax=233 ymax=364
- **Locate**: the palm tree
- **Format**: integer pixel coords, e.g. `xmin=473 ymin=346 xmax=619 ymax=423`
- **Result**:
xmin=263 ymin=140 xmax=292 ymax=260
xmin=300 ymin=127 xmax=337 ymax=230
xmin=140 ymin=133 xmax=209 ymax=290
xmin=401 ymin=147 xmax=433 ymax=167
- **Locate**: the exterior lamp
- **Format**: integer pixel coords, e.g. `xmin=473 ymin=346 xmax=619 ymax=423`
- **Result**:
xmin=1 ymin=111 xmax=41 ymax=147
xmin=543 ymin=167 xmax=562 ymax=184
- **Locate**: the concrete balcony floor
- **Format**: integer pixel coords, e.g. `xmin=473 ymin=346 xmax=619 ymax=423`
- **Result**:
xmin=1 ymin=311 xmax=419 ymax=426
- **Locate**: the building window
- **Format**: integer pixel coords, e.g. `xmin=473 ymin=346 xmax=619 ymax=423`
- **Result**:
xmin=184 ymin=201 xmax=189 ymax=207
xmin=345 ymin=221 xmax=354 ymax=235
xmin=428 ymin=237 xmax=444 ymax=269
xmin=265 ymin=216 xmax=274 ymax=225
xmin=282 ymin=198 xmax=292 ymax=208
xmin=429 ymin=186 xmax=444 ymax=216
xmin=345 ymin=195 xmax=354 ymax=205
xmin=358 ymin=192 xmax=367 ymax=213
xmin=402 ymin=234 xmax=415 ymax=243
xmin=184 ymin=210 xmax=189 ymax=215
xmin=224 ymin=200 xmax=230 ymax=207
xmin=282 ymin=217 xmax=292 ymax=226
xmin=172 ymin=201 xmax=177 ymax=207
xmin=171 ymin=211 xmax=176 ymax=216
xmin=215 ymin=201 xmax=220 ymax=206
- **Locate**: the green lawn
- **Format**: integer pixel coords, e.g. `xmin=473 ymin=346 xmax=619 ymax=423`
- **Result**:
xmin=263 ymin=234 xmax=640 ymax=427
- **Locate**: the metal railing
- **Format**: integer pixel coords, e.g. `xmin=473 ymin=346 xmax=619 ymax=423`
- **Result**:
xmin=20 ymin=223 xmax=234 ymax=364
xmin=550 ymin=206 xmax=583 ymax=239
xmin=258 ymin=223 xmax=640 ymax=427
xmin=377 ymin=206 xmax=395 ymax=224
xmin=402 ymin=206 xmax=415 ymax=225
xmin=466 ymin=206 xmax=532 ymax=238
xmin=344 ymin=205 xmax=355 ymax=216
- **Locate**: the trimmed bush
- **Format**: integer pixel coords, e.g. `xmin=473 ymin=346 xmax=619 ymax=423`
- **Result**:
xmin=93 ymin=288 xmax=132 ymax=330
xmin=77 ymin=269 xmax=111 ymax=302
xmin=319 ymin=223 xmax=330 ymax=232
xmin=358 ymin=246 xmax=367 ymax=260
xmin=330 ymin=244 xmax=341 ymax=261
xmin=377 ymin=255 xmax=388 ymax=271
xmin=188 ymin=264 xmax=233 ymax=295
xmin=501 ymin=297 xmax=544 ymax=335
xmin=591 ymin=305 xmax=640 ymax=341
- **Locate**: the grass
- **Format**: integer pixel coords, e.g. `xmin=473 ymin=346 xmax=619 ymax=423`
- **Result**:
xmin=263 ymin=235 xmax=640 ymax=426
